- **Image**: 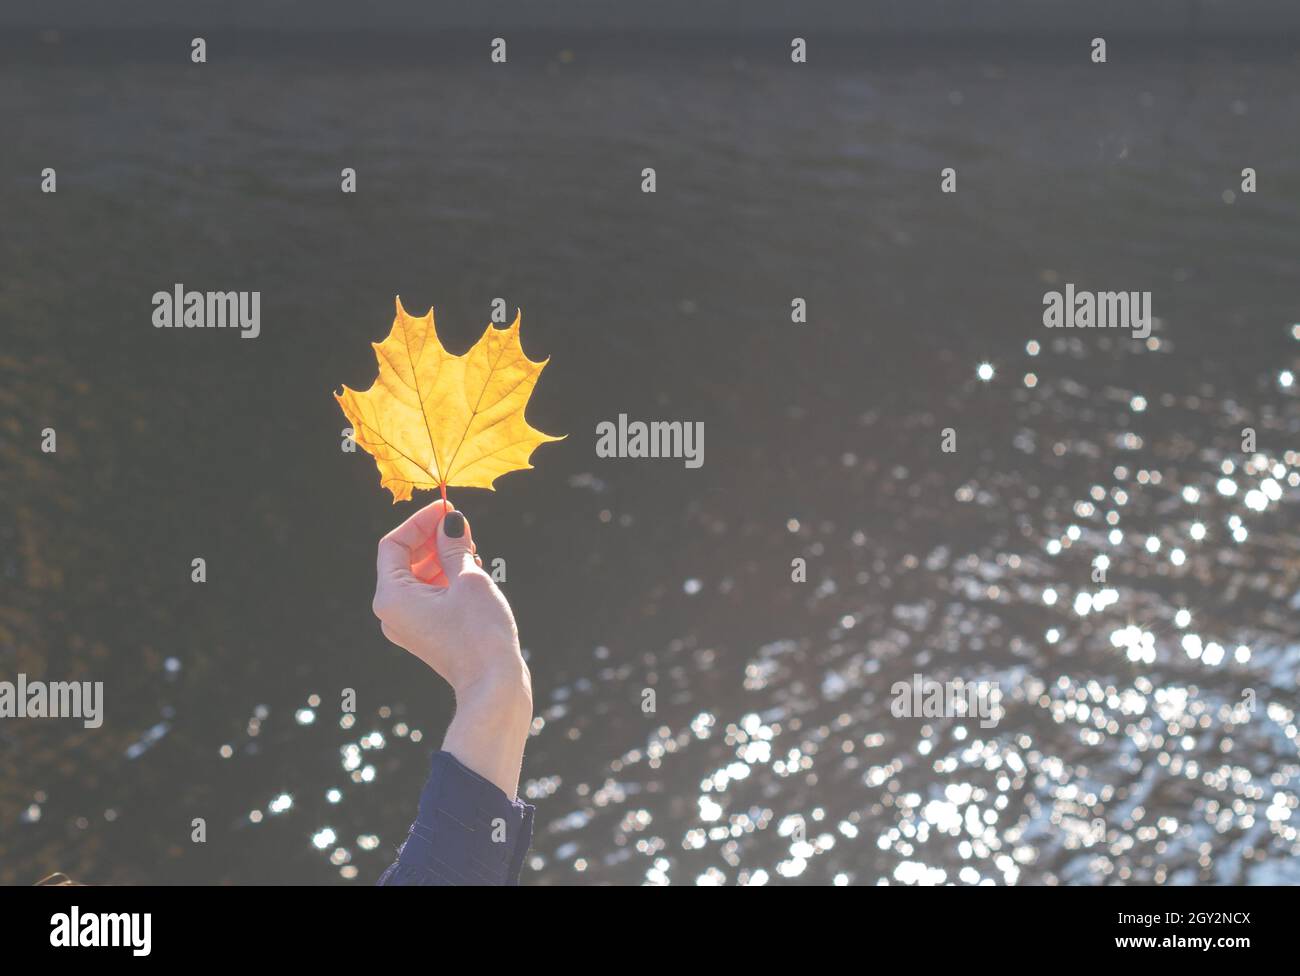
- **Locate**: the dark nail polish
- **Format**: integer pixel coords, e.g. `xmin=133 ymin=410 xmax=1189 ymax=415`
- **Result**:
xmin=444 ymin=512 xmax=466 ymax=538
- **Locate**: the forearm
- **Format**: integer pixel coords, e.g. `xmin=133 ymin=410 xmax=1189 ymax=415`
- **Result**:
xmin=377 ymin=748 xmax=535 ymax=886
xmin=377 ymin=667 xmax=535 ymax=886
xmin=441 ymin=666 xmax=533 ymax=800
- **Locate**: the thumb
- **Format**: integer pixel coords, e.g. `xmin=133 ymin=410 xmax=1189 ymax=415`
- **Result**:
xmin=436 ymin=510 xmax=478 ymax=581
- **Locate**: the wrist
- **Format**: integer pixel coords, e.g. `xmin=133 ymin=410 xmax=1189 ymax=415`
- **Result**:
xmin=456 ymin=663 xmax=533 ymax=727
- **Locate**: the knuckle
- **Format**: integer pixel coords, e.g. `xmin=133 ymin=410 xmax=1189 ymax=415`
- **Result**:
xmin=458 ymin=568 xmax=495 ymax=592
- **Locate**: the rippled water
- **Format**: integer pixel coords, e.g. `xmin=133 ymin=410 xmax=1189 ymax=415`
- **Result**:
xmin=2 ymin=34 xmax=1298 ymax=884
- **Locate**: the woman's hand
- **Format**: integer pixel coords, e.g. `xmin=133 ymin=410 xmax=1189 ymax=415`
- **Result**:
xmin=373 ymin=499 xmax=532 ymax=798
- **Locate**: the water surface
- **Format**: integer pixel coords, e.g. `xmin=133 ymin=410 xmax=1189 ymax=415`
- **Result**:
xmin=1 ymin=33 xmax=1298 ymax=884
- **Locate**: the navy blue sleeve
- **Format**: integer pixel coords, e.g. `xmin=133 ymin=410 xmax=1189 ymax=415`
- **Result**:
xmin=377 ymin=750 xmax=535 ymax=886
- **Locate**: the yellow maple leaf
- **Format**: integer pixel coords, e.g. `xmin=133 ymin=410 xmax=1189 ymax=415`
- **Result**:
xmin=336 ymin=297 xmax=563 ymax=503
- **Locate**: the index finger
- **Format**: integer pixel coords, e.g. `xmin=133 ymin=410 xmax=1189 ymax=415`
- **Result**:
xmin=377 ymin=498 xmax=454 ymax=582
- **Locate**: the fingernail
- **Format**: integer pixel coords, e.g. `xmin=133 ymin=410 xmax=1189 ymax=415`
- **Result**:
xmin=443 ymin=512 xmax=466 ymax=538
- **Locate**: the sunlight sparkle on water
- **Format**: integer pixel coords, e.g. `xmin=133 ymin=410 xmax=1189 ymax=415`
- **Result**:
xmin=311 ymin=828 xmax=336 ymax=850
